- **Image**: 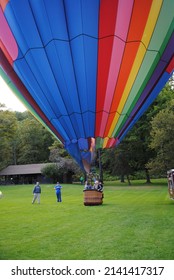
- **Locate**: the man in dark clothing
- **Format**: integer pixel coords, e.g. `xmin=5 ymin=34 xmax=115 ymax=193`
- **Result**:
xmin=32 ymin=182 xmax=41 ymax=204
xmin=97 ymin=181 xmax=104 ymax=192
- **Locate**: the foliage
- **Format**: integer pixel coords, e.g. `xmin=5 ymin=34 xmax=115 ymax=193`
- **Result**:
xmin=102 ymin=142 xmax=134 ymax=185
xmin=41 ymin=163 xmax=59 ymax=182
xmin=15 ymin=111 xmax=33 ymax=121
xmin=0 ymin=182 xmax=173 ymax=260
xmin=16 ymin=118 xmax=53 ymax=164
xmin=0 ymin=108 xmax=53 ymax=168
xmin=48 ymin=140 xmax=82 ymax=182
xmin=41 ymin=158 xmax=81 ymax=183
xmin=147 ymin=99 xmax=174 ymax=175
xmin=0 ymin=108 xmax=18 ymax=169
xmin=49 ymin=140 xmax=70 ymax=159
xmin=101 ymin=124 xmax=154 ymax=184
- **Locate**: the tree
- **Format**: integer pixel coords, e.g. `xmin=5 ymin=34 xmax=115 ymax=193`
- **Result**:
xmin=43 ymin=139 xmax=82 ymax=183
xmin=15 ymin=111 xmax=32 ymax=121
xmin=16 ymin=118 xmax=53 ymax=164
xmin=42 ymin=158 xmax=80 ymax=183
xmin=0 ymin=107 xmax=18 ymax=169
xmin=41 ymin=163 xmax=60 ymax=182
xmin=126 ymin=116 xmax=155 ymax=183
xmin=49 ymin=140 xmax=70 ymax=161
xmin=147 ymin=99 xmax=174 ymax=175
xmin=102 ymin=141 xmax=134 ymax=185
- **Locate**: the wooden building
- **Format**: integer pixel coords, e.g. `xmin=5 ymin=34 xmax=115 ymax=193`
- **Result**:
xmin=0 ymin=163 xmax=52 ymax=184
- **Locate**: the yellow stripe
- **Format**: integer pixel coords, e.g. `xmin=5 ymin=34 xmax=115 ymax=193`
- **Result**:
xmin=103 ymin=137 xmax=108 ymax=148
xmin=107 ymin=0 xmax=162 ymax=138
xmin=100 ymin=137 xmax=109 ymax=148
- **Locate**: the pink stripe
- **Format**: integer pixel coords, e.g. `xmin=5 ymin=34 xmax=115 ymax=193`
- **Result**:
xmin=115 ymin=0 xmax=134 ymax=40
xmin=0 ymin=6 xmax=18 ymax=60
xmin=104 ymin=39 xmax=125 ymax=111
xmin=99 ymin=0 xmax=134 ymax=136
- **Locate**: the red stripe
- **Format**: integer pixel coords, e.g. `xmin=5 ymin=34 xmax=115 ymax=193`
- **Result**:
xmin=95 ymin=0 xmax=119 ymax=136
xmin=166 ymin=56 xmax=174 ymax=74
xmin=0 ymin=40 xmax=13 ymax=65
xmin=105 ymin=138 xmax=118 ymax=148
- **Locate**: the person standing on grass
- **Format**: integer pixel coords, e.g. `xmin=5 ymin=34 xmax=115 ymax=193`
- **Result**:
xmin=32 ymin=182 xmax=41 ymax=204
xmin=54 ymin=182 xmax=62 ymax=202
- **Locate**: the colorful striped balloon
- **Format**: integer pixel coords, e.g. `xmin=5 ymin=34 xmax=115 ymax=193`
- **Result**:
xmin=0 ymin=0 xmax=174 ymax=172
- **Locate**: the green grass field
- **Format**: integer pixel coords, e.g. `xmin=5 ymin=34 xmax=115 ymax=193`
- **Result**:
xmin=0 ymin=180 xmax=173 ymax=260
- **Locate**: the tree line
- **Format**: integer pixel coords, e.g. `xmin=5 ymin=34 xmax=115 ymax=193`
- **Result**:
xmin=0 ymin=79 xmax=174 ymax=183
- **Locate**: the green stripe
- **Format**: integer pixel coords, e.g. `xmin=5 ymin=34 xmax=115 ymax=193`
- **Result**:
xmin=95 ymin=137 xmax=104 ymax=149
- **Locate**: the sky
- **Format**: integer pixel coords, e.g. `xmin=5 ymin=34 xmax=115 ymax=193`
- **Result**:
xmin=0 ymin=76 xmax=27 ymax=112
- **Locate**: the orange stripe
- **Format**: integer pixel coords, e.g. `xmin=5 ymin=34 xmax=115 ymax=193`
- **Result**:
xmin=0 ymin=0 xmax=9 ymax=11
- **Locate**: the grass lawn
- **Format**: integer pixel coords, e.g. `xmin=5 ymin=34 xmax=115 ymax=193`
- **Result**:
xmin=0 ymin=180 xmax=173 ymax=260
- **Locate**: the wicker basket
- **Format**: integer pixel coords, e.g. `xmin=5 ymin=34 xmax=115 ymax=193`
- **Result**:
xmin=83 ymin=189 xmax=103 ymax=206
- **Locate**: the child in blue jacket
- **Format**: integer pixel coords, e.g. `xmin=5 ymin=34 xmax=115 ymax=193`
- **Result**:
xmin=54 ymin=182 xmax=62 ymax=202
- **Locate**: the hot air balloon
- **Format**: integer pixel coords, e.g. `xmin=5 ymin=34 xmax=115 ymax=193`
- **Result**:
xmin=0 ymin=0 xmax=174 ymax=174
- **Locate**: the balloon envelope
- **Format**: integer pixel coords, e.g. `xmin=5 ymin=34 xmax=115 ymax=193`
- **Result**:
xmin=0 ymin=0 xmax=174 ymax=171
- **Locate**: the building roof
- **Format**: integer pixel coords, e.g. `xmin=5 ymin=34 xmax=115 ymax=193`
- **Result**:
xmin=0 ymin=163 xmax=48 ymax=176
